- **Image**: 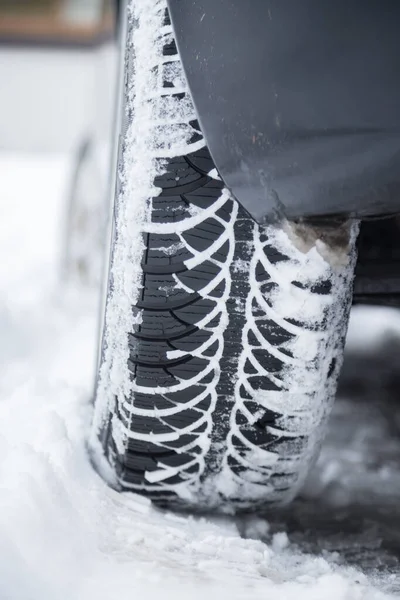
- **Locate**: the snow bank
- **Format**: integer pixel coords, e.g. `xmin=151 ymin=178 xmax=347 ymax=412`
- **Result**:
xmin=0 ymin=154 xmax=398 ymax=598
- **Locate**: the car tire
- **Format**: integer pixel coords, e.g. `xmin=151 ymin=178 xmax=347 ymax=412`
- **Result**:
xmin=89 ymin=0 xmax=358 ymax=513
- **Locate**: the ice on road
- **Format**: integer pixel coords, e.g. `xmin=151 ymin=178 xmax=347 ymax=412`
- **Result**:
xmin=0 ymin=154 xmax=399 ymax=599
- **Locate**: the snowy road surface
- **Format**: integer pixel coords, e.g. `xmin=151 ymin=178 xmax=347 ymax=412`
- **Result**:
xmin=1 ymin=154 xmax=400 ymax=599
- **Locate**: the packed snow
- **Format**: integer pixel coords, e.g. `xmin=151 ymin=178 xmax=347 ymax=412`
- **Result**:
xmin=1 ymin=154 xmax=400 ymax=599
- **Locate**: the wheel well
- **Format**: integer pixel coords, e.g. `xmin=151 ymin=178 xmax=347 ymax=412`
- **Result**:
xmin=353 ymin=216 xmax=400 ymax=307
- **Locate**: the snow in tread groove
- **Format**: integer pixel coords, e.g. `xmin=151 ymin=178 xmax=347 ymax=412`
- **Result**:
xmin=90 ymin=0 xmax=358 ymax=508
xmin=91 ymin=0 xmax=233 ymax=497
xmin=1 ymin=158 xmax=400 ymax=596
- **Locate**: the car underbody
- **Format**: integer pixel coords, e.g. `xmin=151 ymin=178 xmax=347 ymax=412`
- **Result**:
xmin=355 ymin=217 xmax=400 ymax=307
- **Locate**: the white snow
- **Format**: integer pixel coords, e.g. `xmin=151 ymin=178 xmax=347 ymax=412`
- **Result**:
xmin=1 ymin=153 xmax=399 ymax=599
xmin=346 ymin=305 xmax=400 ymax=353
xmin=91 ymin=0 xmax=204 ymax=454
xmin=91 ymin=0 xmax=238 ymax=501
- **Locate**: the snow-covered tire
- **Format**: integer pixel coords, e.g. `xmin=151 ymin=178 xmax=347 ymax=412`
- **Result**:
xmin=90 ymin=0 xmax=358 ymax=513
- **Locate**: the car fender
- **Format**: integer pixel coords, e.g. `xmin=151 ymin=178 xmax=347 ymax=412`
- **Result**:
xmin=168 ymin=0 xmax=400 ymax=222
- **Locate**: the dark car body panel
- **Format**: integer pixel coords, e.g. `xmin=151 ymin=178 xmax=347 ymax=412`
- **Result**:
xmin=168 ymin=0 xmax=400 ymax=223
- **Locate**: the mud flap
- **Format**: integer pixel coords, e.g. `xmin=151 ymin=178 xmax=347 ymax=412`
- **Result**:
xmin=167 ymin=0 xmax=400 ymax=222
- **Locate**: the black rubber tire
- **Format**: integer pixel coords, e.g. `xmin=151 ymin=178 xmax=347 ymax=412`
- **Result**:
xmin=90 ymin=0 xmax=358 ymax=513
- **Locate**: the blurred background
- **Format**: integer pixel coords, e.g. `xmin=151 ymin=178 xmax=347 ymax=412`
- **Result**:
xmin=0 ymin=0 xmax=121 ymax=285
xmin=1 ymin=0 xmax=400 ymax=586
xmin=0 ymin=0 xmax=118 ymax=154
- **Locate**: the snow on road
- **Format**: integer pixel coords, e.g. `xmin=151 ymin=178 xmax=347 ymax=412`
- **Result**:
xmin=0 ymin=154 xmax=399 ymax=599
